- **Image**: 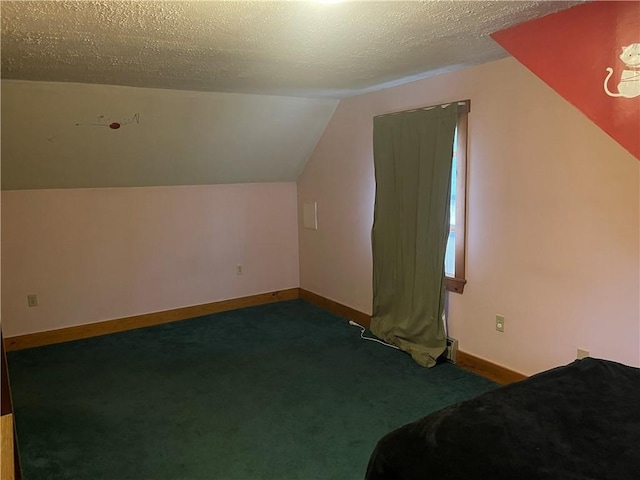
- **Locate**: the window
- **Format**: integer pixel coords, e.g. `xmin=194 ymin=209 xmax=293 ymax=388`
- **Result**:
xmin=444 ymin=102 xmax=469 ymax=294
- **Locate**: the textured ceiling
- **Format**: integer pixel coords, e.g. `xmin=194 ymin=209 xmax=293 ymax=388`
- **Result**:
xmin=1 ymin=0 xmax=584 ymax=98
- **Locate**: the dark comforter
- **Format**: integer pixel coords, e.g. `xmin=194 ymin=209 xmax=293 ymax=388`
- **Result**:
xmin=366 ymin=358 xmax=640 ymax=480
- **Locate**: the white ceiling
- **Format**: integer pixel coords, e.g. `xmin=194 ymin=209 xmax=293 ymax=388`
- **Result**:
xmin=1 ymin=0 xmax=584 ymax=98
xmin=1 ymin=0 xmax=586 ymax=191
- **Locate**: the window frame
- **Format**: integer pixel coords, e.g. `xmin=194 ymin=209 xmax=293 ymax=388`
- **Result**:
xmin=445 ymin=102 xmax=469 ymax=294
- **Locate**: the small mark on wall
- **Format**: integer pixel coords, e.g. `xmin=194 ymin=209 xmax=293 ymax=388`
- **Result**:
xmin=75 ymin=112 xmax=140 ymax=129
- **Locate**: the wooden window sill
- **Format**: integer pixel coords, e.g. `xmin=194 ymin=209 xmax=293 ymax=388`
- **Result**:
xmin=445 ymin=276 xmax=467 ymax=294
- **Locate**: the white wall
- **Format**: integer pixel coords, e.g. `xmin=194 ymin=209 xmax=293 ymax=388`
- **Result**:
xmin=1 ymin=80 xmax=307 ymax=338
xmin=297 ymin=57 xmax=640 ymax=375
xmin=2 ymin=183 xmax=299 ymax=337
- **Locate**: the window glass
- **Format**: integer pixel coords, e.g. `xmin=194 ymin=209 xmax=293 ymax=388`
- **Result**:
xmin=444 ymin=103 xmax=468 ymax=294
xmin=444 ymin=129 xmax=457 ymax=277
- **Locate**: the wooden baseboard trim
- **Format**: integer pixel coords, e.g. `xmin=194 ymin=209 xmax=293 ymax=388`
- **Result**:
xmin=456 ymin=351 xmax=527 ymax=385
xmin=298 ymin=290 xmax=527 ymax=385
xmin=6 ymin=287 xmax=527 ymax=385
xmin=4 ymin=288 xmax=300 ymax=352
xmin=299 ymin=289 xmax=372 ymax=328
xmin=1 ymin=414 xmax=15 ymax=480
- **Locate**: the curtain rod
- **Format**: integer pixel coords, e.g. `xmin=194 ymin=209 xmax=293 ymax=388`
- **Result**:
xmin=375 ymin=99 xmax=470 ymax=118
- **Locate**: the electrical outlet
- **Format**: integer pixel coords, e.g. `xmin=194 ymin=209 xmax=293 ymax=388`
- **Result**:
xmin=444 ymin=337 xmax=458 ymax=363
xmin=27 ymin=294 xmax=38 ymax=307
xmin=495 ymin=314 xmax=505 ymax=332
xmin=236 ymin=264 xmax=243 ymax=275
xmin=577 ymin=348 xmax=589 ymax=360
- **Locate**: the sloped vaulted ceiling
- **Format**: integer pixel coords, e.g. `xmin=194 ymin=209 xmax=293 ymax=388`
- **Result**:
xmin=492 ymin=1 xmax=640 ymax=160
xmin=1 ymin=0 xmax=584 ymax=190
xmin=0 ymin=80 xmax=339 ymax=190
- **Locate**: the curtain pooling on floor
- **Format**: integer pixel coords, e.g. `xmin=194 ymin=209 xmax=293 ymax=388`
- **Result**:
xmin=371 ymin=103 xmax=458 ymax=367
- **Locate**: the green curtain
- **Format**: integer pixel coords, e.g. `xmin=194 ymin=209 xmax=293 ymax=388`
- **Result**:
xmin=371 ymin=104 xmax=458 ymax=368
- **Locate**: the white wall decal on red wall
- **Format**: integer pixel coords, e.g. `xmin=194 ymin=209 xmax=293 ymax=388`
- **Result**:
xmin=604 ymin=44 xmax=640 ymax=98
xmin=491 ymin=2 xmax=640 ymax=161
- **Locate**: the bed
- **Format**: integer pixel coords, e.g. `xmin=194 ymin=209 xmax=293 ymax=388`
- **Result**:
xmin=365 ymin=357 xmax=640 ymax=480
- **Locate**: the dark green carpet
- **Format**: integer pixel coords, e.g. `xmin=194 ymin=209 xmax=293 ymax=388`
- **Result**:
xmin=8 ymin=299 xmax=496 ymax=480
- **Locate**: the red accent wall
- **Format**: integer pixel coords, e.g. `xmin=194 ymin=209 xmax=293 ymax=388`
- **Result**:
xmin=492 ymin=1 xmax=640 ymax=160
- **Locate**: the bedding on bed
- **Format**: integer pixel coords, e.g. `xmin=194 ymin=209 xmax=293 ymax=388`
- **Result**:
xmin=365 ymin=358 xmax=640 ymax=480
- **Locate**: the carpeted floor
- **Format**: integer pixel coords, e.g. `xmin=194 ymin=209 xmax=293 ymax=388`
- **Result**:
xmin=7 ymin=299 xmax=496 ymax=480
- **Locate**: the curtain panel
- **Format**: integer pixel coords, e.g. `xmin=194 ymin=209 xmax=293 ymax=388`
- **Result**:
xmin=371 ymin=103 xmax=458 ymax=367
